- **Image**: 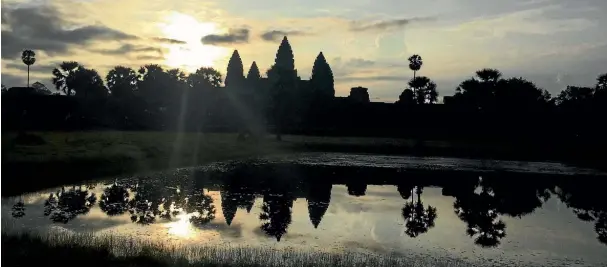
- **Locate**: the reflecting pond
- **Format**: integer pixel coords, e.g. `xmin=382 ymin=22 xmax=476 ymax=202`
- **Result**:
xmin=3 ymin=153 xmax=607 ymax=266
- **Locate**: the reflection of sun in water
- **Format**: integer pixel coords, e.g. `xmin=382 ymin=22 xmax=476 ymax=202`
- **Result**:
xmin=167 ymin=213 xmax=195 ymax=238
xmin=159 ymin=12 xmax=229 ymax=72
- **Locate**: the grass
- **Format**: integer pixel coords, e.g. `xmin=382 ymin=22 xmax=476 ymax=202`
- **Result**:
xmin=1 ymin=132 xmax=299 ymax=196
xmin=1 ymin=231 xmax=470 ymax=267
xmin=2 ymin=131 xmax=605 ymax=197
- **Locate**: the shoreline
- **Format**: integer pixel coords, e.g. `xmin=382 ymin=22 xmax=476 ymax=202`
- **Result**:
xmin=3 ymin=131 xmax=606 ymax=197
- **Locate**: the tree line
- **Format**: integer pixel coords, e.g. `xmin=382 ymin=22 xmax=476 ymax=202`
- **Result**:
xmin=2 ymin=37 xmax=606 ymax=149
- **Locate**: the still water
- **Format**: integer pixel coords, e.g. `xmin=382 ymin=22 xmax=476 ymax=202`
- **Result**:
xmin=3 ymin=154 xmax=607 ymax=266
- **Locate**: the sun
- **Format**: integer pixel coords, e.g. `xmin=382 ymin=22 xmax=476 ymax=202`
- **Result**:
xmin=159 ymin=12 xmax=229 ymax=72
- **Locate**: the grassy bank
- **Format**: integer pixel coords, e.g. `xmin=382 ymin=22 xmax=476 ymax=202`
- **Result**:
xmin=1 ymin=231 xmax=467 ymax=267
xmin=2 ymin=131 xmax=604 ymax=197
xmin=1 ymin=132 xmax=299 ymax=196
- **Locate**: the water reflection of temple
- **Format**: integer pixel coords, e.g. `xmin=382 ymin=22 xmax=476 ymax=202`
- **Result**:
xmin=14 ymin=164 xmax=607 ymax=247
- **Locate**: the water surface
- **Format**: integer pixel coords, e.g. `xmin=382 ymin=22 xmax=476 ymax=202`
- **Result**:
xmin=3 ymin=153 xmax=606 ymax=266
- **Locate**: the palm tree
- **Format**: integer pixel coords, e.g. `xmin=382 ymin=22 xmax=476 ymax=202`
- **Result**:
xmin=52 ymin=61 xmax=81 ymax=96
xmin=106 ymin=66 xmax=138 ymax=98
xmin=475 ymin=68 xmax=502 ymax=83
xmin=408 ymin=54 xmax=423 ymax=80
xmin=408 ymin=76 xmax=438 ymax=104
xmin=21 ymin=50 xmax=36 ymax=87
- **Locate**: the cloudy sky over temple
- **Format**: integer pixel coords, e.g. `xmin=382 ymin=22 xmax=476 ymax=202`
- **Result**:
xmin=2 ymin=0 xmax=606 ymax=102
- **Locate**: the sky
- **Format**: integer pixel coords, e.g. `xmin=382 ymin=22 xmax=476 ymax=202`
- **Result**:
xmin=2 ymin=0 xmax=606 ymax=102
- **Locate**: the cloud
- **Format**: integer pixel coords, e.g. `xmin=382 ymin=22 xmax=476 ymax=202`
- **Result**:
xmin=91 ymin=44 xmax=163 ymax=56
xmin=260 ymin=30 xmax=306 ymax=41
xmin=4 ymin=61 xmax=59 ymax=75
xmin=152 ymin=37 xmax=187 ymax=45
xmin=135 ymin=55 xmax=165 ymax=61
xmin=335 ymin=75 xmax=404 ymax=82
xmin=346 ymin=58 xmax=375 ymax=68
xmin=201 ymin=28 xmax=249 ymax=45
xmin=349 ymin=17 xmax=434 ymax=32
xmin=1 ymin=4 xmax=137 ymax=59
xmin=1 ymin=73 xmax=26 ymax=88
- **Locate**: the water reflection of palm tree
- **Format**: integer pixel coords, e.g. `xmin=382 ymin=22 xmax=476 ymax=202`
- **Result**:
xmin=185 ymin=190 xmax=216 ymax=225
xmin=401 ymin=186 xmax=437 ymax=237
xmin=454 ymin=187 xmax=506 ymax=247
xmin=259 ymin=192 xmax=294 ymax=241
xmin=44 ymin=186 xmax=97 ymax=223
xmin=99 ymin=183 xmax=130 ymax=216
xmin=306 ymin=182 xmax=332 ymax=229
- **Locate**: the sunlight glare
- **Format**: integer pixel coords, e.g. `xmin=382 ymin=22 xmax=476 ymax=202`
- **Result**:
xmin=159 ymin=12 xmax=229 ymax=72
xmin=167 ymin=213 xmax=195 ymax=238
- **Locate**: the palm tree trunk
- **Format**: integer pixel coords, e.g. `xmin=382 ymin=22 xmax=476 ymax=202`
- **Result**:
xmin=413 ymin=70 xmax=417 ymax=102
xmin=27 ymin=65 xmax=30 ymax=87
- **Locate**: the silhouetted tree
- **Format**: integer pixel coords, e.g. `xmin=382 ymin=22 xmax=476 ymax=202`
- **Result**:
xmin=482 ymin=177 xmax=550 ymax=218
xmin=408 ymin=54 xmax=422 ymax=79
xmin=408 ymin=76 xmax=438 ymax=104
xmin=556 ymin=180 xmax=607 ymax=245
xmin=44 ymin=186 xmax=97 ymax=223
xmin=475 ymin=68 xmax=502 ymax=83
xmin=106 ymin=66 xmax=138 ymax=98
xmin=259 ymin=191 xmax=294 ymax=241
xmin=225 ymin=50 xmax=246 ymax=89
xmin=1 ymin=84 xmax=7 ymax=93
xmin=454 ymin=68 xmax=502 ymax=110
xmin=99 ymin=183 xmax=130 ymax=216
xmin=401 ymin=186 xmax=437 ymax=237
xmin=188 ymin=67 xmax=223 ymax=89
xmin=310 ymin=52 xmax=335 ymax=99
xmin=72 ymin=67 xmax=108 ymax=99
xmin=495 ymin=77 xmax=552 ymax=110
xmin=454 ymin=186 xmax=506 ymax=247
xmin=21 ymin=49 xmax=36 ymax=87
xmin=556 ymin=86 xmax=594 ymax=111
xmin=597 ymin=73 xmax=607 ymax=91
xmin=127 ymin=184 xmax=163 ymax=225
xmin=594 ymin=73 xmax=607 ymax=114
xmin=396 ymin=89 xmax=414 ymax=106
xmin=11 ymin=200 xmax=26 ymax=218
xmin=160 ymin=187 xmax=187 ymax=220
xmin=51 ymin=61 xmax=81 ymax=96
xmin=185 ymin=190 xmax=216 ymax=226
